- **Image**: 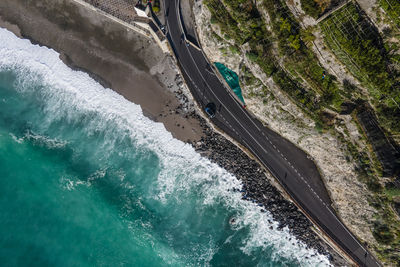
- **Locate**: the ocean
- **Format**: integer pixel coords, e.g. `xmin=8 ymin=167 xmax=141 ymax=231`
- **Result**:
xmin=0 ymin=28 xmax=330 ymax=266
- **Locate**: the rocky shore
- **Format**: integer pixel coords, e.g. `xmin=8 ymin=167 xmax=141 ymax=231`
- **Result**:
xmin=181 ymin=108 xmax=347 ymax=265
xmin=0 ymin=0 xmax=347 ymax=265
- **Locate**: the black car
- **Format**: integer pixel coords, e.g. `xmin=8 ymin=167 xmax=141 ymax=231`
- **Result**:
xmin=204 ymin=103 xmax=216 ymax=118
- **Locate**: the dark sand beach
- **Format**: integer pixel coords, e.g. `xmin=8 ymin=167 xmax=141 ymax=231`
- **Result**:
xmin=0 ymin=0 xmax=203 ymax=143
xmin=0 ymin=0 xmax=347 ymax=265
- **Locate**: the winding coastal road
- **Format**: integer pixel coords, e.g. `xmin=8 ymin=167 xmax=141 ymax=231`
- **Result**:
xmin=162 ymin=0 xmax=380 ymax=266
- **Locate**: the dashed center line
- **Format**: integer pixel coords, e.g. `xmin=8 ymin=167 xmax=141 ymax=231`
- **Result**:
xmin=169 ymin=1 xmax=376 ymax=263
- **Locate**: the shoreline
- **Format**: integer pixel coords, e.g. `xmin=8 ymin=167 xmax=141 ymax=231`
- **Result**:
xmin=0 ymin=0 xmax=204 ymax=144
xmin=0 ymin=0 xmax=347 ymax=265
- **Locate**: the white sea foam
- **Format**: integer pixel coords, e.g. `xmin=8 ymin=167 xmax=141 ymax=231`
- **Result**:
xmin=10 ymin=130 xmax=67 ymax=148
xmin=59 ymin=168 xmax=106 ymax=190
xmin=9 ymin=133 xmax=24 ymax=144
xmin=0 ymin=27 xmax=331 ymax=266
xmin=25 ymin=130 xmax=68 ymax=149
xmin=60 ymin=176 xmax=87 ymax=191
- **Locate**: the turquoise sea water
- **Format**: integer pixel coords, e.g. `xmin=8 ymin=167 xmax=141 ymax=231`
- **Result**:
xmin=0 ymin=28 xmax=330 ymax=266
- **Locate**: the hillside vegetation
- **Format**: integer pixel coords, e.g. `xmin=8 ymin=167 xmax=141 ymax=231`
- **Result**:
xmin=379 ymin=0 xmax=400 ymax=27
xmin=321 ymin=2 xmax=400 ymax=134
xmin=201 ymin=0 xmax=400 ymax=265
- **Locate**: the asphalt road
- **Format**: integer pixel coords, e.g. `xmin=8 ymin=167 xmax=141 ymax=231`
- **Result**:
xmin=162 ymin=0 xmax=380 ymax=266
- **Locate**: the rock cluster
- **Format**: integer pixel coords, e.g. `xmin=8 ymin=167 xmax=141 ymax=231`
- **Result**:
xmin=186 ymin=111 xmax=345 ymax=264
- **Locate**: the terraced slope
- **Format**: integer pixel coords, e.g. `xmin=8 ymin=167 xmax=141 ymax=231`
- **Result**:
xmin=197 ymin=0 xmax=400 ymax=264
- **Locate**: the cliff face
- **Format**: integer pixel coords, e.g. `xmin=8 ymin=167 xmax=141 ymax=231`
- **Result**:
xmin=192 ymin=0 xmax=400 ymax=264
xmin=193 ymin=0 xmax=376 ymax=252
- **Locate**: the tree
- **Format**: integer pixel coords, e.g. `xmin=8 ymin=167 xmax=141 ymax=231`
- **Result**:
xmin=300 ymin=0 xmax=321 ymax=19
xmin=289 ymin=35 xmax=301 ymax=50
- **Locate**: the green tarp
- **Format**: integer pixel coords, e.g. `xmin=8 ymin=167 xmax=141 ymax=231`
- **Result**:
xmin=214 ymin=62 xmax=245 ymax=104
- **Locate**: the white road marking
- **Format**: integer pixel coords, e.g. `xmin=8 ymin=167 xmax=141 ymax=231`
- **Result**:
xmin=170 ymin=0 xmax=376 ymax=261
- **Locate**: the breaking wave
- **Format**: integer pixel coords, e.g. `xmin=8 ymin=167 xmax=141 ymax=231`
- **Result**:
xmin=0 ymin=27 xmax=331 ymax=266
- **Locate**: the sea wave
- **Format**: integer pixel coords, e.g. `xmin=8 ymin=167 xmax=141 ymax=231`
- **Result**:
xmin=0 ymin=27 xmax=331 ymax=266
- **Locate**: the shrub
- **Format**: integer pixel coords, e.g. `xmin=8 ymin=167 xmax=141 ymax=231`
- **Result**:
xmin=373 ymin=222 xmax=395 ymax=244
xmin=210 ymin=15 xmax=218 ymax=24
xmin=229 ymin=45 xmax=240 ymax=54
xmin=246 ymin=52 xmax=258 ymax=62
xmin=300 ymin=27 xmax=316 ymax=43
xmin=343 ymin=79 xmax=357 ymax=95
xmin=379 ymin=0 xmax=400 ymax=27
xmin=300 ymin=0 xmax=321 ymax=18
xmin=288 ymin=34 xmax=301 ymax=50
xmin=314 ymin=120 xmax=324 ymax=133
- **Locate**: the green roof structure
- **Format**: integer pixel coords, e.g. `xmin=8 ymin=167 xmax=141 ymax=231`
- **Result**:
xmin=214 ymin=62 xmax=245 ymax=105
